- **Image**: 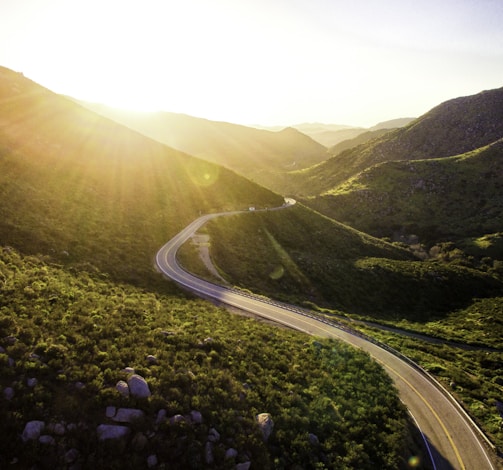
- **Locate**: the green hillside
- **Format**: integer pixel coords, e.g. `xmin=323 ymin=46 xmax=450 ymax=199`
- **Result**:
xmin=0 ymin=66 xmax=415 ymax=468
xmin=289 ymin=86 xmax=503 ymax=196
xmin=308 ymin=140 xmax=503 ymax=247
xmin=202 ymin=204 xmax=502 ymax=321
xmin=78 ymin=102 xmax=329 ymax=191
xmin=0 ymin=247 xmax=410 ymax=469
xmin=0 ymin=66 xmax=282 ymax=286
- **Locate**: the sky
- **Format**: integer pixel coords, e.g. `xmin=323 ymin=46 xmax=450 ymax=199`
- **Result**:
xmin=1 ymin=0 xmax=503 ymax=127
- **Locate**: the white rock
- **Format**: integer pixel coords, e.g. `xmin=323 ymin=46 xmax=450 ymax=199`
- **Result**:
xmin=113 ymin=408 xmax=145 ymax=423
xmin=4 ymin=387 xmax=14 ymax=400
xmin=256 ymin=413 xmax=274 ymax=441
xmin=116 ymin=380 xmax=130 ymax=397
xmin=236 ymin=462 xmax=251 ymax=470
xmin=127 ymin=374 xmax=151 ymax=398
xmin=97 ymin=424 xmax=131 ymax=441
xmin=22 ymin=421 xmax=45 ymax=442
xmin=170 ymin=414 xmax=185 ymax=425
xmin=123 ymin=366 xmax=135 ymax=374
xmin=146 ymin=354 xmax=158 ymax=364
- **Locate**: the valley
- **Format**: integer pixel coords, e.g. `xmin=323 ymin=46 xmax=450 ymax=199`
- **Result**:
xmin=1 ymin=65 xmax=502 ymax=468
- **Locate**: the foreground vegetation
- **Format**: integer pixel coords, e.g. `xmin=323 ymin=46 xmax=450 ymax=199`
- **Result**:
xmin=0 ymin=247 xmax=412 ymax=469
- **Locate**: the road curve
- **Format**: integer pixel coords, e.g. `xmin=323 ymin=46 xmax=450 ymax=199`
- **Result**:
xmin=156 ymin=199 xmax=497 ymax=470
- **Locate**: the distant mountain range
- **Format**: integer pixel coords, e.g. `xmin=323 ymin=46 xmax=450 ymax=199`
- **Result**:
xmin=75 ymin=102 xmax=329 ymax=190
xmin=254 ymin=118 xmax=415 ymax=147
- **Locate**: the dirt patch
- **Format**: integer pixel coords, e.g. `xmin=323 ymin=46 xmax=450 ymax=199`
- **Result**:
xmin=190 ymin=233 xmax=227 ymax=283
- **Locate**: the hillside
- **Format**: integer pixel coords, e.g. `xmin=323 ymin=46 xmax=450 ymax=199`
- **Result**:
xmin=0 ymin=66 xmax=415 ymax=468
xmin=201 ymin=204 xmax=502 ymax=321
xmin=290 ymin=87 xmax=503 ymax=196
xmin=308 ymin=140 xmax=503 ymax=247
xmin=328 ymin=128 xmax=394 ymax=156
xmin=0 ymin=66 xmax=283 ymax=286
xmin=77 ymin=102 xmax=329 ymax=190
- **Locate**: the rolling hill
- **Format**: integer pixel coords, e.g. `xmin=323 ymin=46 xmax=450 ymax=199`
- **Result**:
xmin=0 ymin=65 xmax=416 ymax=468
xmin=0 ymin=66 xmax=283 ymax=285
xmin=77 ymin=102 xmax=329 ymax=191
xmin=308 ymin=139 xmax=503 ymax=245
xmin=290 ymin=87 xmax=503 ymax=196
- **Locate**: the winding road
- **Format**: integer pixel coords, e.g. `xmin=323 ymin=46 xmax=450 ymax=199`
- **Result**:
xmin=156 ymin=199 xmax=497 ymax=470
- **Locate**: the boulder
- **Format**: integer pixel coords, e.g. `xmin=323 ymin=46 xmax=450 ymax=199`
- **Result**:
xmin=236 ymin=462 xmax=251 ymax=470
xmin=97 ymin=424 xmax=131 ymax=441
xmin=156 ymin=409 xmax=167 ymax=424
xmin=256 ymin=413 xmax=274 ymax=441
xmin=27 ymin=377 xmax=38 ymax=387
xmin=146 ymin=354 xmax=158 ymax=365
xmin=169 ymin=414 xmax=185 ymax=425
xmin=21 ymin=421 xmax=45 ymax=442
xmin=127 ymin=374 xmax=151 ymax=398
xmin=113 ymin=408 xmax=145 ymax=423
xmin=190 ymin=410 xmax=203 ymax=424
xmin=116 ymin=380 xmax=130 ymax=397
xmin=106 ymin=406 xmax=117 ymax=418
xmin=3 ymin=387 xmax=14 ymax=400
xmin=225 ymin=448 xmax=238 ymax=459
xmin=39 ymin=435 xmax=56 ymax=445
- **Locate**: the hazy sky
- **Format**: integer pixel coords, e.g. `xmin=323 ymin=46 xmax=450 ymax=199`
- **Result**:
xmin=1 ymin=0 xmax=502 ymax=127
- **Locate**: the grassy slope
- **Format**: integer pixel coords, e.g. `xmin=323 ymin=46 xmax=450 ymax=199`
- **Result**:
xmin=199 ymin=204 xmax=503 ymax=450
xmin=288 ymin=86 xmax=503 ymax=196
xmin=204 ymin=204 xmax=502 ymax=321
xmin=77 ymin=103 xmax=329 ymax=191
xmin=307 ymin=140 xmax=503 ymax=245
xmin=0 ymin=66 xmax=282 ymax=286
xmin=0 ymin=67 xmax=412 ymax=467
xmin=0 ymin=247 xmax=410 ymax=469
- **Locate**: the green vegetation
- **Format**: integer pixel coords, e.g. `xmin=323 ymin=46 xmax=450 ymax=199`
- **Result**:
xmin=0 ymin=247 xmax=410 ymax=469
xmin=0 ymin=66 xmax=282 ymax=288
xmin=356 ymin=324 xmax=503 ymax=450
xmin=198 ymin=203 xmax=503 ymax=451
xmin=204 ymin=204 xmax=501 ymax=320
xmin=308 ymin=141 xmax=503 ymax=247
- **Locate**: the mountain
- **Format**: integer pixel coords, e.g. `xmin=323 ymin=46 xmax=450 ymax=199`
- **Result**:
xmin=291 ymin=119 xmax=414 ymax=147
xmin=0 ymin=66 xmax=418 ymax=468
xmin=76 ymin=103 xmax=329 ymax=190
xmin=328 ymin=128 xmax=394 ymax=156
xmin=0 ymin=66 xmax=282 ymax=285
xmin=308 ymin=139 xmax=503 ymax=244
xmin=369 ymin=117 xmax=415 ymax=131
xmin=291 ymin=87 xmax=503 ymax=196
